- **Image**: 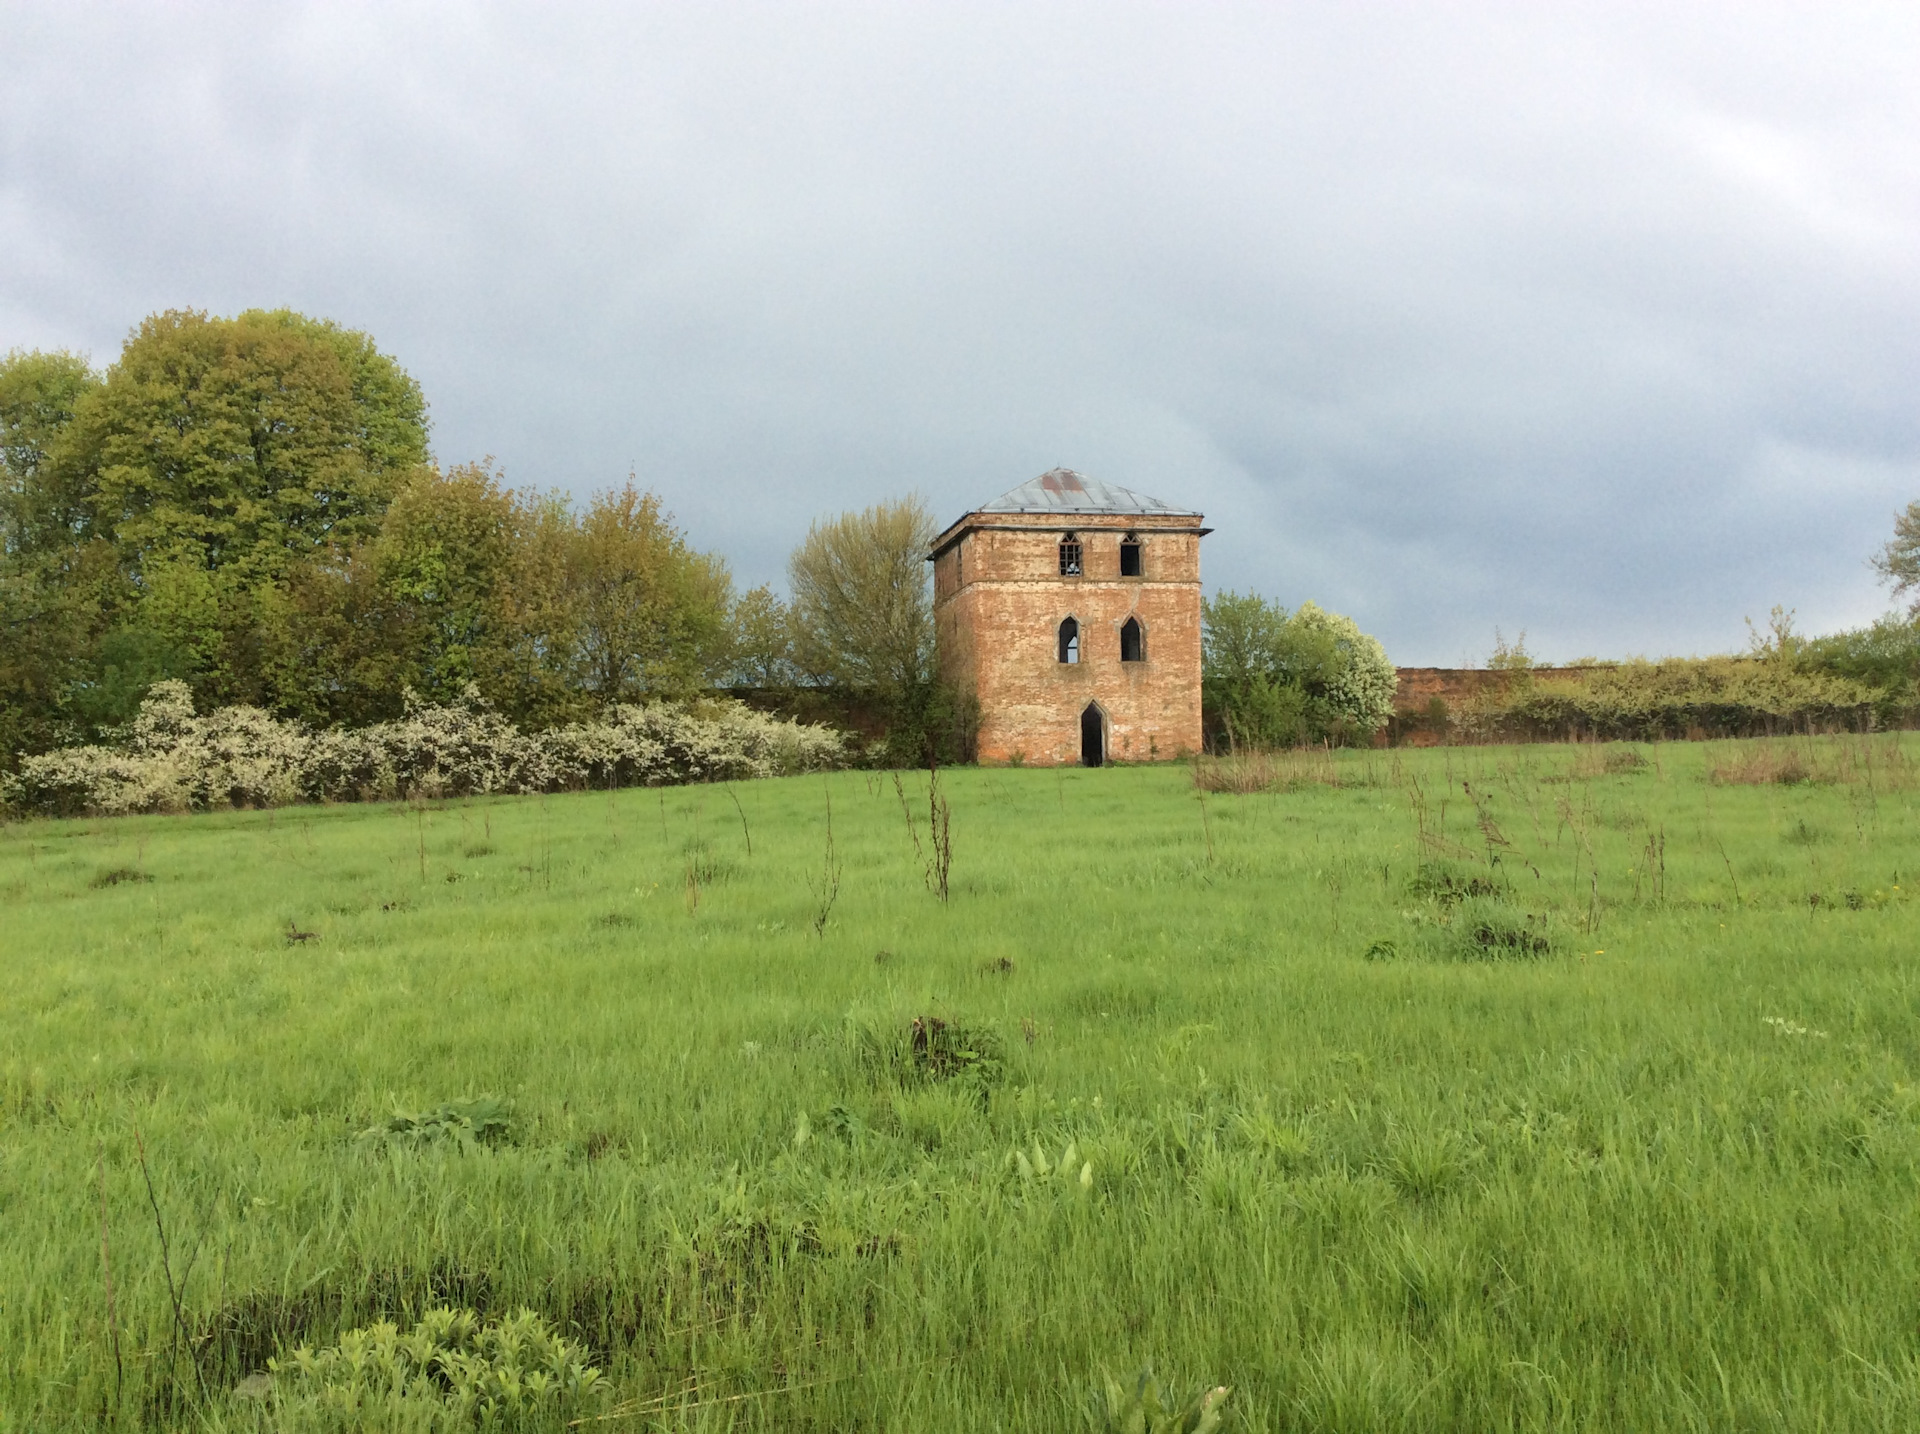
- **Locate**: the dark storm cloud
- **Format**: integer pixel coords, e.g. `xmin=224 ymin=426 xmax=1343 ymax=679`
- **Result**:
xmin=4 ymin=2 xmax=1917 ymax=662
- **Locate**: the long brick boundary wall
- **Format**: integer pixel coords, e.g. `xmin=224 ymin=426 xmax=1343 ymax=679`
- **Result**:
xmin=1384 ymin=667 xmax=1617 ymax=746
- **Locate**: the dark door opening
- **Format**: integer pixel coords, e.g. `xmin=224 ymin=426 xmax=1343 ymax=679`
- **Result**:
xmin=1080 ymin=704 xmax=1105 ymax=767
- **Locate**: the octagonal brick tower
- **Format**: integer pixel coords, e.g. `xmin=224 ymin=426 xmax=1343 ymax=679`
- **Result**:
xmin=930 ymin=468 xmax=1209 ymax=766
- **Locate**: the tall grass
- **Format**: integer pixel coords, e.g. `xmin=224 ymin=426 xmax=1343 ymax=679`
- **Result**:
xmin=2 ymin=735 xmax=1919 ymax=1430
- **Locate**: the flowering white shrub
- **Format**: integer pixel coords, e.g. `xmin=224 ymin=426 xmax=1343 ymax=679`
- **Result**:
xmin=3 ymin=681 xmax=845 ymax=817
xmin=540 ymin=700 xmax=846 ymax=788
xmin=1291 ymin=601 xmax=1398 ymax=737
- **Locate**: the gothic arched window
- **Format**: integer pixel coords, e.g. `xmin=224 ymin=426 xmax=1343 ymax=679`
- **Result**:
xmin=1058 ymin=535 xmax=1083 ymax=576
xmin=1120 ymin=616 xmax=1144 ymax=663
xmin=1058 ymin=616 xmax=1080 ymax=664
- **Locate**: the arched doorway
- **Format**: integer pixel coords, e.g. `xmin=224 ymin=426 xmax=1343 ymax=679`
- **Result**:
xmin=1080 ymin=704 xmax=1105 ymax=767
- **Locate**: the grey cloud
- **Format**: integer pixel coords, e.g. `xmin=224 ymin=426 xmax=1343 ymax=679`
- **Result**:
xmin=4 ymin=1 xmax=1917 ymax=662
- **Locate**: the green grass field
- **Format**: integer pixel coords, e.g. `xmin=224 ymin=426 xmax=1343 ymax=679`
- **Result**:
xmin=4 ymin=737 xmax=1919 ymax=1431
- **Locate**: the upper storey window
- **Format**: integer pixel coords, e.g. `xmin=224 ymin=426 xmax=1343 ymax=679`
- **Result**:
xmin=1119 ymin=536 xmax=1142 ymax=577
xmin=1058 ymin=535 xmax=1083 ymax=576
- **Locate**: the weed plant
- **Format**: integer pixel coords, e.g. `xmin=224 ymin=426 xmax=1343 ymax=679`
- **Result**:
xmin=2 ymin=736 xmax=1919 ymax=1430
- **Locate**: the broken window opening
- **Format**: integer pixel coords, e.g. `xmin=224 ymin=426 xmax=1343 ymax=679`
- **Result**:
xmin=1058 ymin=616 xmax=1080 ymax=664
xmin=1119 ymin=537 xmax=1142 ymax=577
xmin=1058 ymin=536 xmax=1083 ymax=576
xmin=1120 ymin=616 xmax=1144 ymax=663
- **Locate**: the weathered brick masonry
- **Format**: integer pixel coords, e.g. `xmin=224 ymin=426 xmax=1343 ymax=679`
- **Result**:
xmin=932 ymin=470 xmax=1207 ymax=766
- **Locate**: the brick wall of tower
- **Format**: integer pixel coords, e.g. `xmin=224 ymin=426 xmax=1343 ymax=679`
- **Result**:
xmin=933 ymin=513 xmax=1203 ymax=765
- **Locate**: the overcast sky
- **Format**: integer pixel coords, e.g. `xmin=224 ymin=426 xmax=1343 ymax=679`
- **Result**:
xmin=4 ymin=3 xmax=1917 ymax=664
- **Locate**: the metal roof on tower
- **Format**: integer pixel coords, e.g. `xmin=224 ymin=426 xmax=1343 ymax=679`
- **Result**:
xmin=975 ymin=468 xmax=1199 ymax=517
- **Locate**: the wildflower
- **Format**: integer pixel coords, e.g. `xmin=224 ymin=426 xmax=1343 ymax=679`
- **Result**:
xmin=1762 ymin=1016 xmax=1828 ymax=1039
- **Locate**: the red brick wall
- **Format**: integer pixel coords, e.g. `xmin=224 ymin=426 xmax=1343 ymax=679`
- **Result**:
xmin=1392 ymin=666 xmax=1616 ymax=711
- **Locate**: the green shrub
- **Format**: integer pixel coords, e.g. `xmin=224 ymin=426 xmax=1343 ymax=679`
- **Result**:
xmin=256 ymin=1306 xmax=605 ymax=1430
xmin=358 ymin=1097 xmax=513 ymax=1151
xmin=1202 ymin=593 xmax=1394 ymax=749
xmin=1804 ymin=613 xmax=1920 ymax=727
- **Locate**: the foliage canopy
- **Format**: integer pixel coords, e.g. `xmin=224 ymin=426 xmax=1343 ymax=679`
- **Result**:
xmin=1201 ymin=591 xmax=1395 ymax=748
xmin=787 ymin=495 xmax=936 ymax=698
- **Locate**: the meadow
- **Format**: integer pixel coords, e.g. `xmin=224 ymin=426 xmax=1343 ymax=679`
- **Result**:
xmin=3 ymin=735 xmax=1919 ymax=1431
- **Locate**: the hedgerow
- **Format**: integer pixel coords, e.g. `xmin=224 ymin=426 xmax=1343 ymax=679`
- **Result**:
xmin=2 ymin=681 xmax=844 ymax=817
xmin=1454 ymin=657 xmax=1881 ymax=742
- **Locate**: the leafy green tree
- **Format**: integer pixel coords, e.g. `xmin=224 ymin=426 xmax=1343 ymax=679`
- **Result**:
xmin=368 ymin=462 xmax=520 ymax=705
xmin=57 ymin=308 xmax=427 ymax=582
xmin=1202 ymin=591 xmax=1395 ymax=748
xmin=1 ymin=351 xmax=121 ymax=757
xmin=568 ymin=483 xmax=732 ymax=703
xmin=787 ymin=496 xmax=935 ymax=697
xmin=1874 ymin=500 xmax=1920 ymax=615
xmin=0 ymin=540 xmax=122 ymax=762
xmin=725 ymin=583 xmax=797 ymax=688
xmin=486 ymin=492 xmax=587 ymax=727
xmin=787 ymin=495 xmax=964 ymax=762
xmin=1 ymin=349 xmax=101 ymax=556
xmin=270 ymin=543 xmax=424 ymax=728
xmin=270 ymin=474 xmax=734 ymax=727
xmin=0 ymin=312 xmax=432 ymax=722
xmin=1201 ymin=590 xmax=1311 ymax=747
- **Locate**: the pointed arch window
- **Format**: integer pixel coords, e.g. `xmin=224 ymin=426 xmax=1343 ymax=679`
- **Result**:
xmin=1058 ymin=535 xmax=1083 ymax=576
xmin=1058 ymin=616 xmax=1080 ymax=664
xmin=1120 ymin=616 xmax=1144 ymax=663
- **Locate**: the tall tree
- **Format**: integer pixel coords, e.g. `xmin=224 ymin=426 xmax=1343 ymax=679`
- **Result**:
xmin=0 ymin=349 xmax=101 ymax=557
xmin=725 ymin=584 xmax=797 ymax=688
xmin=369 ymin=462 xmax=520 ymax=705
xmin=57 ymin=309 xmax=427 ymax=582
xmin=568 ymin=483 xmax=732 ymax=703
xmin=1875 ymin=499 xmax=1920 ymax=615
xmin=1 ymin=350 xmax=122 ymax=753
xmin=787 ymin=496 xmax=935 ymax=698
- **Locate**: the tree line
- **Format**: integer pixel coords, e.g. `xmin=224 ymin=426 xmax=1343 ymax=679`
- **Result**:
xmin=27 ymin=304 xmax=1889 ymax=770
xmin=0 ymin=310 xmax=960 ymax=771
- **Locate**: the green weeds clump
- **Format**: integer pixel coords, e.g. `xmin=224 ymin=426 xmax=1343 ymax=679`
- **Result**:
xmin=907 ymin=1015 xmax=1004 ymax=1086
xmin=1092 ymin=1369 xmax=1230 ymax=1434
xmin=357 ymin=1098 xmax=513 ymax=1151
xmin=1385 ymin=864 xmax=1557 ymax=961
xmin=1404 ymin=862 xmax=1503 ymax=906
xmin=251 ymin=1307 xmax=604 ymax=1431
xmin=90 ymin=865 xmax=152 ymax=887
